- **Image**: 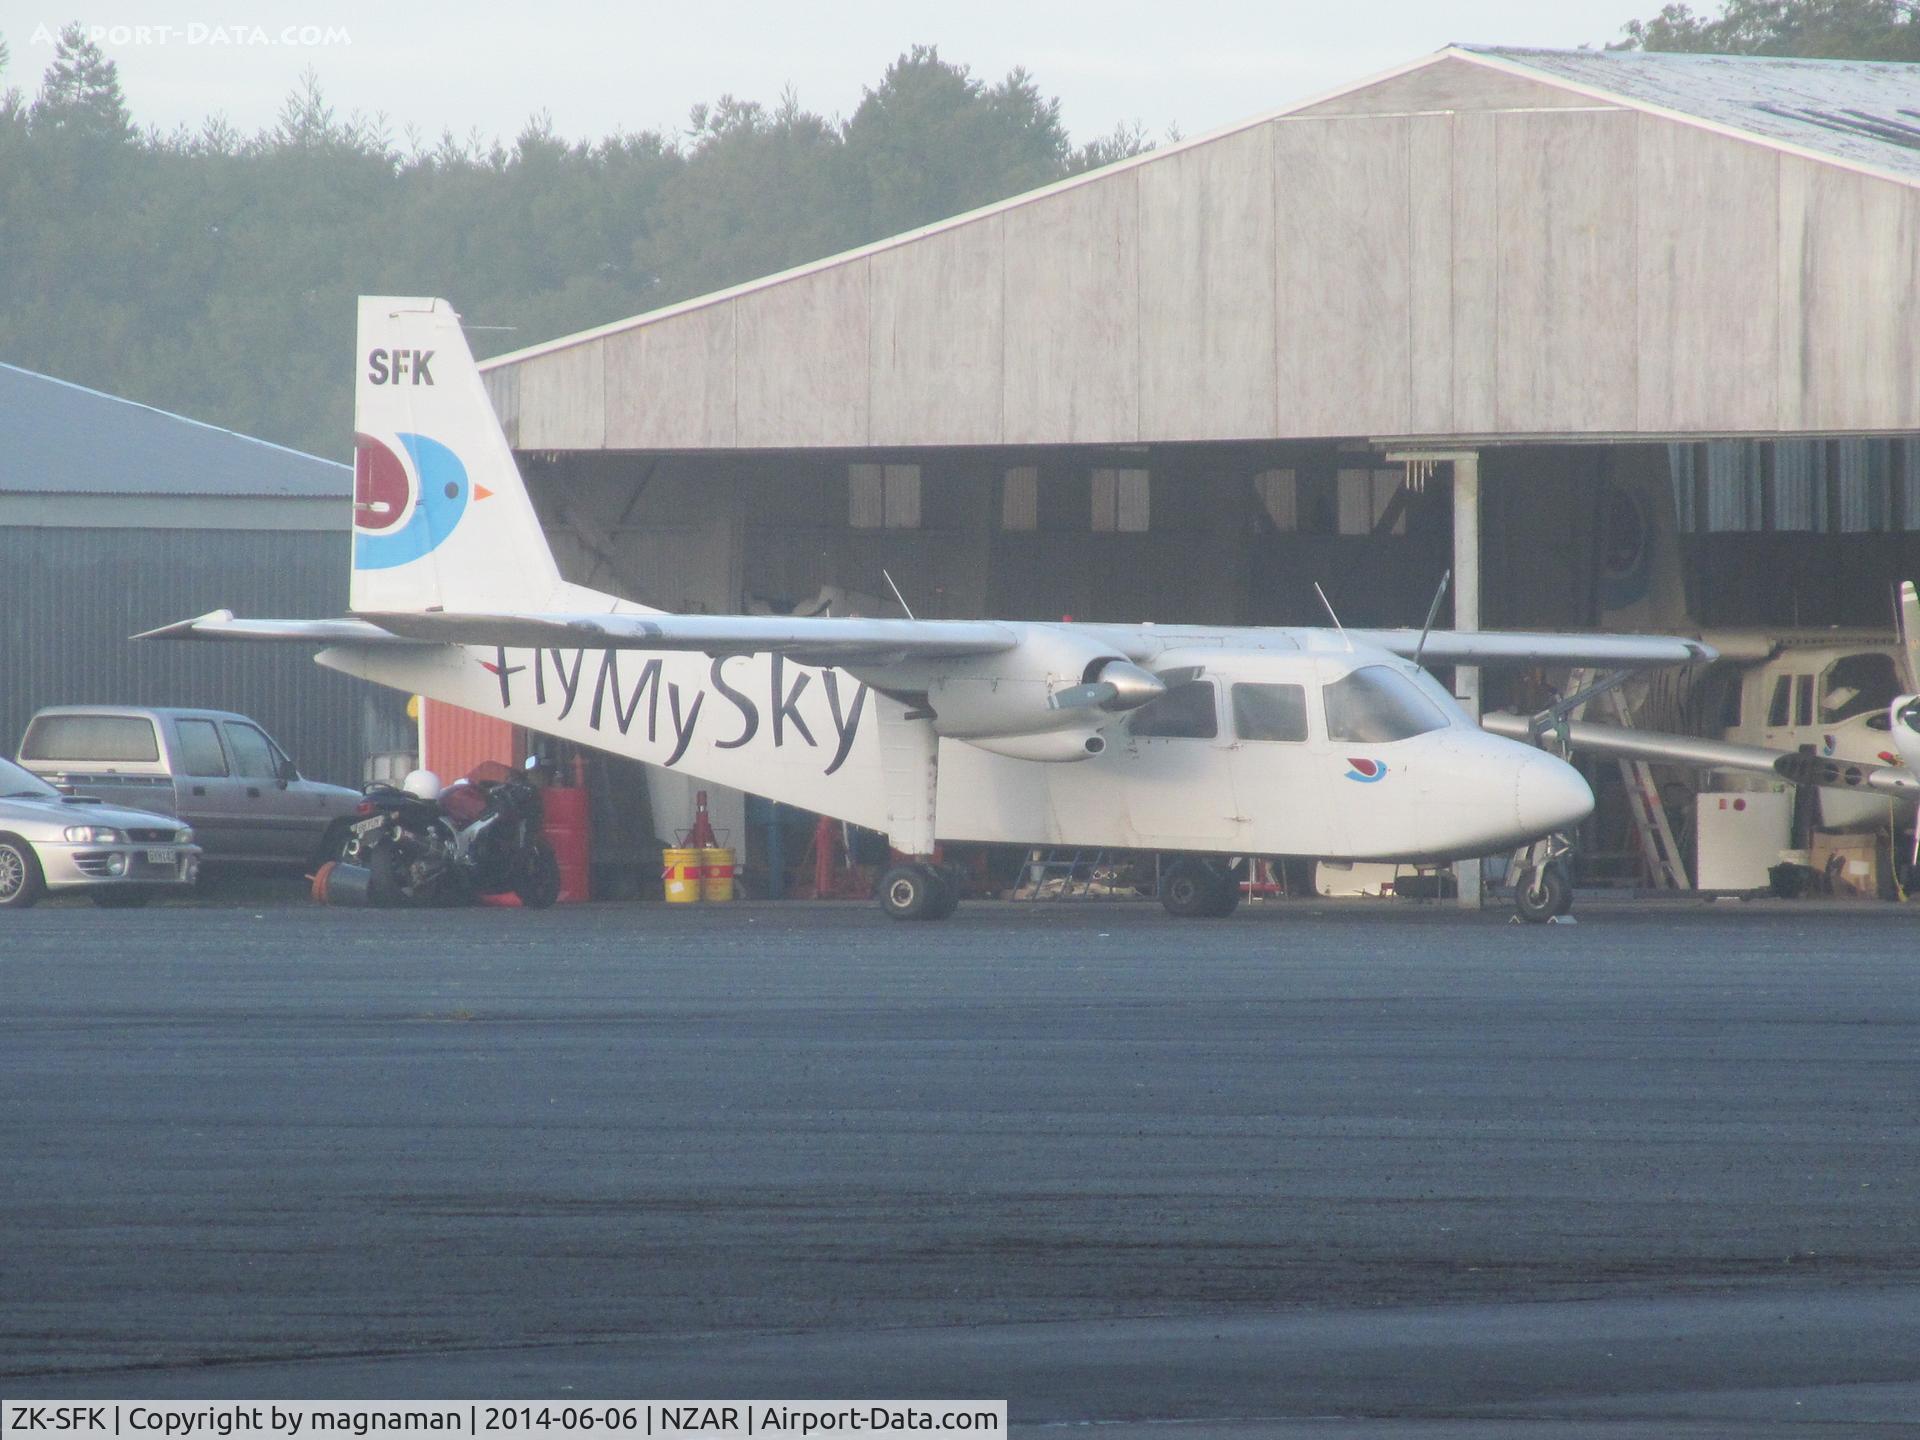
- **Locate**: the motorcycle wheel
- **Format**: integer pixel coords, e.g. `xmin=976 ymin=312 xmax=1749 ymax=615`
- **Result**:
xmin=514 ymin=839 xmax=563 ymax=910
xmin=363 ymin=839 xmax=411 ymax=908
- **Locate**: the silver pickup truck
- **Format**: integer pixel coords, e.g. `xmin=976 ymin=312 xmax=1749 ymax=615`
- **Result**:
xmin=17 ymin=706 xmax=360 ymax=868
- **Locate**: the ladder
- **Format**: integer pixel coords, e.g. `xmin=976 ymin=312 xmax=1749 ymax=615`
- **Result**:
xmin=1014 ymin=849 xmax=1140 ymax=901
xmin=1572 ymin=677 xmax=1688 ymax=890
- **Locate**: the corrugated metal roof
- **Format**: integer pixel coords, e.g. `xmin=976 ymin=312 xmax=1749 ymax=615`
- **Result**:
xmin=1466 ymin=46 xmax=1920 ymax=186
xmin=0 ymin=363 xmax=348 ymax=498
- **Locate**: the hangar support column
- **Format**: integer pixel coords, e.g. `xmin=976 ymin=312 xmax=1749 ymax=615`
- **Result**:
xmin=1451 ymin=453 xmax=1482 ymax=911
xmin=1390 ymin=448 xmax=1483 ymax=910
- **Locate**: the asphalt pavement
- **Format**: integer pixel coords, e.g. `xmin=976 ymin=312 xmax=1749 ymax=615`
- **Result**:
xmin=2 ymin=896 xmax=1917 ymax=1434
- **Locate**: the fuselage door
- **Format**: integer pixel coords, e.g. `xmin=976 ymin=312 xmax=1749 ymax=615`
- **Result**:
xmin=1116 ymin=671 xmax=1241 ymax=851
xmin=1223 ymin=676 xmax=1347 ymax=856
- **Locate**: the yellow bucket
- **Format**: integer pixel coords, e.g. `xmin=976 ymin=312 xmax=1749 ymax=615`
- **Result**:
xmin=662 ymin=846 xmax=704 ymax=904
xmin=701 ymin=847 xmax=736 ymax=902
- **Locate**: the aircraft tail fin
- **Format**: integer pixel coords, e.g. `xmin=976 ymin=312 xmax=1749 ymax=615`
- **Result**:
xmin=349 ymin=296 xmax=562 ymax=615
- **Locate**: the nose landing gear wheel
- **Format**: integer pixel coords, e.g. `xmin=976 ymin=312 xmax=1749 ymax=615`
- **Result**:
xmin=878 ymin=863 xmax=955 ymax=921
xmin=1515 ymin=861 xmax=1572 ymax=923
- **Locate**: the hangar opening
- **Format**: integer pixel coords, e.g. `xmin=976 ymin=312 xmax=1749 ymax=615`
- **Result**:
xmin=470 ymin=44 xmax=1920 ymax=899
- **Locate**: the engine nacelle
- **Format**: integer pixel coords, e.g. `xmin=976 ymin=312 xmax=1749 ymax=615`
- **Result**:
xmin=921 ymin=629 xmax=1163 ymax=747
xmin=964 ymin=728 xmax=1110 ymax=763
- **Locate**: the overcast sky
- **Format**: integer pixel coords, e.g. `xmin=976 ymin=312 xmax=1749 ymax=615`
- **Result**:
xmin=7 ymin=1 xmax=1653 ymax=148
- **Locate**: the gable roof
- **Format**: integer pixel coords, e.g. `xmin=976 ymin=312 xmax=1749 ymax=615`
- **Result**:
xmin=1466 ymin=45 xmax=1920 ymax=187
xmin=0 ymin=363 xmax=347 ymax=499
xmin=481 ymin=45 xmax=1920 ymax=379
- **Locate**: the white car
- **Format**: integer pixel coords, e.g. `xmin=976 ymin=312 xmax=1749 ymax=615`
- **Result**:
xmin=0 ymin=757 xmax=201 ymax=908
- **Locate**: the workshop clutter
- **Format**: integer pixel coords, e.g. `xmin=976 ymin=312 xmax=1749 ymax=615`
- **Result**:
xmin=662 ymin=790 xmax=735 ymax=903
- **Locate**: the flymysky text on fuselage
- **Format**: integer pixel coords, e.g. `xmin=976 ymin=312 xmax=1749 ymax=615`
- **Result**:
xmin=142 ymin=297 xmax=1715 ymax=920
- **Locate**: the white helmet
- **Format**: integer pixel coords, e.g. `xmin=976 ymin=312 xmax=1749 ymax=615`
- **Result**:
xmin=401 ymin=768 xmax=443 ymax=801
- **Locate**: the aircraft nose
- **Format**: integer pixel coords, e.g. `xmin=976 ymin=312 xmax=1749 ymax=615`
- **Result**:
xmin=1515 ymin=750 xmax=1594 ymax=835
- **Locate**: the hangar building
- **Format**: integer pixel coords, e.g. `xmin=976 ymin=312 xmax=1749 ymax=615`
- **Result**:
xmin=0 ymin=364 xmax=396 ymax=787
xmin=471 ymin=44 xmax=1920 ymax=876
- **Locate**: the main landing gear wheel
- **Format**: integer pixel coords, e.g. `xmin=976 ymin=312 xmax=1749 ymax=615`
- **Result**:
xmin=879 ymin=863 xmax=954 ymax=921
xmin=925 ymin=866 xmax=961 ymax=920
xmin=1160 ymin=859 xmax=1241 ymax=919
xmin=1514 ymin=861 xmax=1573 ymax=924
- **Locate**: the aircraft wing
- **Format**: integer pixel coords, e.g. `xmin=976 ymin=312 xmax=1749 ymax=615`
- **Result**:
xmin=139 ymin=607 xmax=1019 ymax=663
xmin=132 ymin=610 xmax=431 ymax=644
xmin=1481 ymin=711 xmax=1920 ymax=798
xmin=355 ymin=610 xmax=1019 ymax=663
xmin=1350 ymin=629 xmax=1716 ymax=668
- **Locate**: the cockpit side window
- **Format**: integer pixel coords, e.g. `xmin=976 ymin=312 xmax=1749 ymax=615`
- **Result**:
xmin=1231 ymin=683 xmax=1308 ymax=742
xmin=1323 ymin=666 xmax=1448 ymax=743
xmin=1766 ymin=675 xmax=1791 ymax=728
xmin=1128 ymin=679 xmax=1219 ymax=739
xmin=1819 ymin=652 xmax=1899 ymax=724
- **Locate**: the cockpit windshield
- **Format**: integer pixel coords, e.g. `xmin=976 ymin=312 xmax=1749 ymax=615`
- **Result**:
xmin=1820 ymin=652 xmax=1899 ymax=725
xmin=1323 ymin=665 xmax=1450 ymax=743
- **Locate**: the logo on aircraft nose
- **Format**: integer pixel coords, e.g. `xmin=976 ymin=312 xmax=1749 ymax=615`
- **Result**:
xmin=1344 ymin=758 xmax=1387 ymax=783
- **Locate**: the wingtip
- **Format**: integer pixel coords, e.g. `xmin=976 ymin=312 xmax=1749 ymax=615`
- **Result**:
xmin=130 ymin=608 xmax=235 ymax=641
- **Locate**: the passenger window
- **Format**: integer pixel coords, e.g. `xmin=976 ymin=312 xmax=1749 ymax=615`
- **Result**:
xmin=223 ymin=722 xmax=278 ymax=780
xmin=20 ymin=715 xmax=160 ymax=763
xmin=1324 ymin=666 xmax=1448 ymax=743
xmin=174 ymin=719 xmax=228 ymax=777
xmin=1128 ymin=680 xmax=1219 ymax=739
xmin=1794 ymin=675 xmax=1814 ymax=729
xmin=1766 ymin=676 xmax=1791 ymax=728
xmin=1231 ymin=683 xmax=1308 ymax=742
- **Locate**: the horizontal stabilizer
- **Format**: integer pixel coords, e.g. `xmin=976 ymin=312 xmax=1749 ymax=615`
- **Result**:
xmin=133 ymin=610 xmax=430 ymax=645
xmin=1356 ymin=630 xmax=1715 ymax=668
xmin=1482 ymin=711 xmax=1920 ymax=797
xmin=357 ymin=609 xmax=1019 ymax=663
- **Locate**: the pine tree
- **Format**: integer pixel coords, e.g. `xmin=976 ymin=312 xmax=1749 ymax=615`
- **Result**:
xmin=1616 ymin=0 xmax=1920 ymax=59
xmin=30 ymin=23 xmax=133 ymax=142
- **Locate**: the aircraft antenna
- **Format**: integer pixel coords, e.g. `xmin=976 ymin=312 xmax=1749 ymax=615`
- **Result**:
xmin=1412 ymin=569 xmax=1453 ymax=671
xmin=882 ymin=569 xmax=917 ymax=621
xmin=1314 ymin=583 xmax=1352 ymax=652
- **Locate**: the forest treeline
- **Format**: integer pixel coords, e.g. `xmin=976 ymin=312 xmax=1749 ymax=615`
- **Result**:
xmin=0 ymin=27 xmax=1158 ymax=456
xmin=3 ymin=2 xmax=1915 ymax=457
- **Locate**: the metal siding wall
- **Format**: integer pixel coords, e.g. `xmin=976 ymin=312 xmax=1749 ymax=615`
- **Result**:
xmin=1902 ymin=442 xmax=1920 ymax=529
xmin=420 ymin=700 xmax=517 ymax=784
xmin=1703 ymin=441 xmax=1763 ymax=533
xmin=0 ymin=527 xmax=375 ymax=787
xmin=1667 ymin=444 xmax=1697 ymax=533
xmin=1773 ymin=441 xmax=1824 ymax=532
xmin=1832 ymin=437 xmax=1890 ymax=534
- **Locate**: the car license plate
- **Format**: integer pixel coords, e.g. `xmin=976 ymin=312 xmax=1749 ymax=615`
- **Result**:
xmin=351 ymin=816 xmax=385 ymax=834
xmin=145 ymin=848 xmax=176 ymax=865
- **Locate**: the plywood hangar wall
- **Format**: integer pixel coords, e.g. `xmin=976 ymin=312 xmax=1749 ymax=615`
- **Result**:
xmin=482 ymin=49 xmax=1920 ymax=451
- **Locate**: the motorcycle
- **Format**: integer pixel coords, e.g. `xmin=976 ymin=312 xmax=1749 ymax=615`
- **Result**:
xmin=335 ymin=759 xmax=562 ymax=909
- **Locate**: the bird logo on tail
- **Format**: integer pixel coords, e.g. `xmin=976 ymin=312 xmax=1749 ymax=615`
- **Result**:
xmin=352 ymin=431 xmax=492 ymax=570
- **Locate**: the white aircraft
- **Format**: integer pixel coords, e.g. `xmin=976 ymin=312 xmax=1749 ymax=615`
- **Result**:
xmin=1483 ymin=586 xmax=1920 ymax=835
xmin=143 ymin=297 xmax=1714 ymax=922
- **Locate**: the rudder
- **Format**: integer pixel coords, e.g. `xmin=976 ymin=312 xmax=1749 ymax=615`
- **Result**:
xmin=350 ymin=296 xmax=561 ymax=615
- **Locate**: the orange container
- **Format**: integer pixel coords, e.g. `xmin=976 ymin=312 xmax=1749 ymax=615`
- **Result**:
xmin=542 ymin=785 xmax=591 ymax=903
